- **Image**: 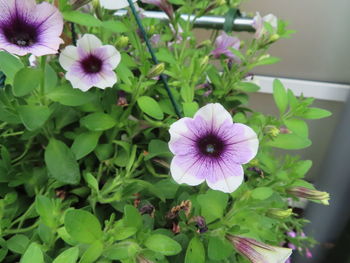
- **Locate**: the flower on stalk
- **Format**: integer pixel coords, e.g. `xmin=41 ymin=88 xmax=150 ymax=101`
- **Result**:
xmin=227 ymin=235 xmax=292 ymax=263
xmin=0 ymin=0 xmax=63 ymax=56
xmin=211 ymin=32 xmax=241 ymax=61
xmin=252 ymin=12 xmax=278 ymax=39
xmin=59 ymin=34 xmax=121 ymax=92
xmin=100 ymin=0 xmax=137 ymax=9
xmin=287 ymin=186 xmax=330 ymax=205
xmin=169 ymin=103 xmax=259 ymax=193
xmin=141 ymin=0 xmax=174 ymax=19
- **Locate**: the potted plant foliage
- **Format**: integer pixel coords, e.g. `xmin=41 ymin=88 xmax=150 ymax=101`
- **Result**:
xmin=0 ymin=0 xmax=331 ymax=262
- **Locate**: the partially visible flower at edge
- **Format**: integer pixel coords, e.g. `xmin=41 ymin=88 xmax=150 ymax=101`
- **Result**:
xmin=100 ymin=0 xmax=137 ymax=10
xmin=287 ymin=186 xmax=330 ymax=205
xmin=252 ymin=12 xmax=278 ymax=39
xmin=141 ymin=0 xmax=174 ymax=19
xmin=0 ymin=0 xmax=63 ymax=56
xmin=211 ymin=32 xmax=241 ymax=61
xmin=59 ymin=34 xmax=121 ymax=91
xmin=227 ymin=235 xmax=292 ymax=263
xmin=169 ymin=103 xmax=259 ymax=193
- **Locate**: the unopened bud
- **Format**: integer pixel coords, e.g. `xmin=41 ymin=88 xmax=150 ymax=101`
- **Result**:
xmin=287 ymin=186 xmax=330 ymax=205
xmin=147 ymin=63 xmax=165 ymax=79
xmin=215 ymin=0 xmax=226 ymax=6
xmin=200 ymin=56 xmax=209 ymax=68
xmin=269 ymin=34 xmax=280 ymax=42
xmin=116 ymin=36 xmax=129 ymax=49
xmin=259 ymin=54 xmax=270 ymax=61
xmin=267 ymin=208 xmax=293 ymax=219
xmin=197 ymin=40 xmax=212 ymax=48
xmin=264 ymin=125 xmax=280 ymax=137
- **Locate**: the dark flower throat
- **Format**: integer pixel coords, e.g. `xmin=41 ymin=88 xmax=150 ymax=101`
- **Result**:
xmin=197 ymin=134 xmax=225 ymax=158
xmin=3 ymin=17 xmax=38 ymax=47
xmin=81 ymin=55 xmax=103 ymax=74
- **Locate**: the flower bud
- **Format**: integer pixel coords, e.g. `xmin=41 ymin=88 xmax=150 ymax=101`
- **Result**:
xmin=269 ymin=34 xmax=280 ymax=42
xmin=147 ymin=63 xmax=165 ymax=79
xmin=226 ymin=235 xmax=292 ymax=263
xmin=287 ymin=186 xmax=330 ymax=205
xmin=267 ymin=208 xmax=293 ymax=219
xmin=116 ymin=36 xmax=129 ymax=49
xmin=200 ymin=56 xmax=209 ymax=68
xmin=264 ymin=125 xmax=280 ymax=137
xmin=215 ymin=0 xmax=226 ymax=6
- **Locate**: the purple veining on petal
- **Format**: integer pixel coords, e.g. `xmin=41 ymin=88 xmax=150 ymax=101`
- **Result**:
xmin=169 ymin=103 xmax=259 ymax=192
xmin=0 ymin=0 xmax=63 ymax=56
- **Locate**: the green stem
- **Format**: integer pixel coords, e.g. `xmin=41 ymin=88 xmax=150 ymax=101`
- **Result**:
xmin=4 ymin=221 xmax=39 ymax=235
xmin=40 ymin=56 xmax=47 ymax=104
xmin=126 ymin=0 xmax=182 ymax=118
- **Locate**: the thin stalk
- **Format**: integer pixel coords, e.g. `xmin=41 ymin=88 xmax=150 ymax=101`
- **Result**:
xmin=126 ymin=0 xmax=182 ymax=118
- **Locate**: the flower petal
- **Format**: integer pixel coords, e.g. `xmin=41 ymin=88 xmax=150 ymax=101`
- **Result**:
xmin=59 ymin=46 xmax=79 ymax=70
xmin=224 ymin=123 xmax=259 ymax=164
xmin=169 ymin=117 xmax=197 ymax=155
xmin=99 ymin=45 xmax=121 ymax=68
xmin=100 ymin=0 xmax=137 ymax=10
xmin=193 ymin=103 xmax=232 ymax=131
xmin=170 ymin=155 xmax=206 ymax=186
xmin=206 ymin=160 xmax=244 ymax=193
xmin=94 ymin=69 xmax=117 ymax=89
xmin=254 ymin=245 xmax=292 ymax=263
xmin=77 ymin=34 xmax=102 ymax=54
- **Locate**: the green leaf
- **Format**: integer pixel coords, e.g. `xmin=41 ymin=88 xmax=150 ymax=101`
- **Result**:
xmin=53 ymin=247 xmax=79 ymax=263
xmin=137 ymin=96 xmax=164 ymax=120
xmin=251 ymin=187 xmax=273 ymax=200
xmin=197 ymin=190 xmax=229 ymax=223
xmin=144 ymin=234 xmax=182 ymax=256
xmin=45 ymin=139 xmax=80 ymax=185
xmin=38 ymin=223 xmax=54 ymax=245
xmin=124 ymin=205 xmax=142 ymax=230
xmin=62 ymin=11 xmax=102 ymax=27
xmin=273 ymin=79 xmax=288 ymax=114
xmin=255 ymin=56 xmax=280 ymax=66
xmin=101 ymin=20 xmax=129 ymax=33
xmin=185 ymin=237 xmax=205 ymax=263
xmin=0 ymin=51 xmax=24 ymax=84
xmin=266 ymin=134 xmax=311 ymax=150
xmin=13 ymin=68 xmax=43 ymax=96
xmin=47 ymin=85 xmax=97 ymax=106
xmin=7 ymin=235 xmax=30 ymax=254
xmin=17 ymin=105 xmax=51 ymax=131
xmin=114 ymin=227 xmax=137 ymax=241
xmin=298 ymin=107 xmax=332 ymax=119
xmin=35 ymin=195 xmax=55 ymax=228
xmin=44 ymin=64 xmax=58 ymax=93
xmin=293 ymin=160 xmax=312 ymax=177
xmin=81 ymin=112 xmax=116 ymax=131
xmin=71 ymin=132 xmax=101 ymax=160
xmin=20 ymin=243 xmax=43 ymax=263
xmin=236 ymin=82 xmax=260 ymax=93
xmin=183 ymin=102 xmax=199 ymax=117
xmin=64 ymin=210 xmax=102 ymax=244
xmin=83 ymin=173 xmax=99 ymax=193
xmin=80 ymin=241 xmax=103 ymax=263
xmin=208 ymin=236 xmax=233 ymax=261
xmin=145 ymin=139 xmax=171 ymax=160
xmin=104 ymin=242 xmax=140 ymax=260
xmin=284 ymin=118 xmax=309 ymax=138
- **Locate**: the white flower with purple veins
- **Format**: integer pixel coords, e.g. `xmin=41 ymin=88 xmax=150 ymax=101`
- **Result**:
xmin=169 ymin=103 xmax=259 ymax=193
xmin=100 ymin=0 xmax=137 ymax=9
xmin=252 ymin=12 xmax=278 ymax=39
xmin=227 ymin=235 xmax=292 ymax=263
xmin=212 ymin=32 xmax=241 ymax=61
xmin=0 ymin=0 xmax=63 ymax=56
xmin=59 ymin=34 xmax=121 ymax=92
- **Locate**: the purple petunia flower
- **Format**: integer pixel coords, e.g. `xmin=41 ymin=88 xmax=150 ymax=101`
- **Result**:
xmin=59 ymin=34 xmax=121 ymax=92
xmin=169 ymin=103 xmax=259 ymax=193
xmin=0 ymin=0 xmax=63 ymax=56
xmin=211 ymin=32 xmax=241 ymax=60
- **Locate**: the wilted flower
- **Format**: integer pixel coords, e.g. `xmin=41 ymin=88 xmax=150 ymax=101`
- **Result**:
xmin=59 ymin=34 xmax=121 ymax=91
xmin=100 ymin=0 xmax=137 ymax=9
xmin=141 ymin=0 xmax=174 ymax=19
xmin=264 ymin=125 xmax=280 ymax=137
xmin=252 ymin=12 xmax=278 ymax=39
xmin=227 ymin=235 xmax=292 ymax=263
xmin=287 ymin=186 xmax=330 ymax=205
xmin=0 ymin=0 xmax=63 ymax=56
xmin=212 ymin=32 xmax=241 ymax=61
xmin=169 ymin=103 xmax=258 ymax=193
